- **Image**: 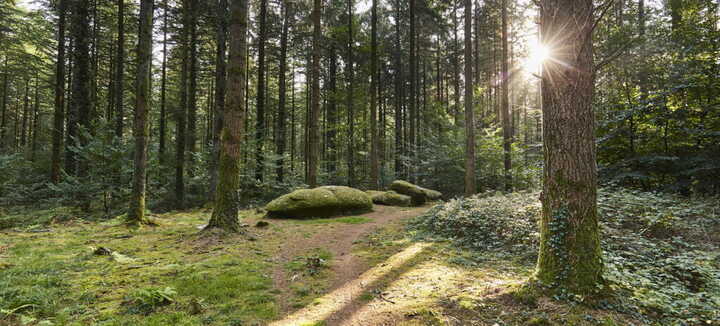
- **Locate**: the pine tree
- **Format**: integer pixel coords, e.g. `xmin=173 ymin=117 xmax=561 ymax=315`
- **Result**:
xmin=127 ymin=0 xmax=154 ymax=225
xmin=207 ymin=0 xmax=248 ymax=232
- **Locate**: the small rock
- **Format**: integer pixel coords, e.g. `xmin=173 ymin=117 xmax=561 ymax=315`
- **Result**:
xmin=93 ymin=247 xmax=112 ymax=256
xmin=255 ymin=221 xmax=270 ymax=228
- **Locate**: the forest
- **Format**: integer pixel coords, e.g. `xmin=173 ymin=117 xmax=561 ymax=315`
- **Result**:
xmin=0 ymin=0 xmax=718 ymax=324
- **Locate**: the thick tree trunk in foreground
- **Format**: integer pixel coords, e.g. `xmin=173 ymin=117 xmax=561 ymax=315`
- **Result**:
xmin=464 ymin=0 xmax=476 ymax=196
xmin=209 ymin=0 xmax=228 ymax=199
xmin=307 ymin=0 xmax=321 ymax=187
xmin=207 ymin=0 xmax=247 ymax=232
xmin=127 ymin=0 xmax=154 ymax=225
xmin=536 ymin=0 xmax=603 ymax=296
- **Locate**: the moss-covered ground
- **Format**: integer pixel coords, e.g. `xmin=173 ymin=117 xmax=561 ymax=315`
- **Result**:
xmin=2 ymin=188 xmax=717 ymax=325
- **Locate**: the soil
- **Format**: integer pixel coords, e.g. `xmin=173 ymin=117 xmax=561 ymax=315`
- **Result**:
xmin=257 ymin=204 xmax=431 ymax=325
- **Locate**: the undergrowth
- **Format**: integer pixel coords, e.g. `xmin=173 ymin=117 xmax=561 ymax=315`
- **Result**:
xmin=409 ymin=187 xmax=720 ymax=325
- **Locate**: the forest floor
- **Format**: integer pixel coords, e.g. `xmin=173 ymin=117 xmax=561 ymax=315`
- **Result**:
xmin=1 ymin=192 xmax=716 ymax=325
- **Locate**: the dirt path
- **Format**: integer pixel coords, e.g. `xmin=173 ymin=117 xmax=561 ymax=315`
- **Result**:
xmin=263 ymin=205 xmax=430 ymax=318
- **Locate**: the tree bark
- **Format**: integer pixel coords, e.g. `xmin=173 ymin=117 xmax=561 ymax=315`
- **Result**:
xmin=114 ymin=0 xmax=125 ymax=140
xmin=408 ymin=0 xmax=416 ymax=182
xmin=276 ymin=1 xmax=291 ymax=183
xmin=369 ymin=0 xmax=379 ymax=190
xmin=187 ymin=0 xmax=199 ymax=167
xmin=0 ymin=58 xmax=8 ymax=151
xmin=346 ymin=0 xmax=355 ymax=187
xmin=210 ymin=0 xmax=228 ymax=199
xmin=308 ymin=0 xmax=321 ymax=187
xmin=159 ymin=0 xmax=168 ymax=169
xmin=68 ymin=0 xmax=92 ymax=178
xmin=255 ymin=0 xmax=268 ymax=182
xmin=127 ymin=0 xmax=154 ymax=225
xmin=207 ymin=0 xmax=248 ymax=233
xmin=501 ymin=0 xmax=512 ymax=191
xmin=536 ymin=0 xmax=603 ymax=295
xmin=175 ymin=0 xmax=190 ymax=208
xmin=464 ymin=0 xmax=476 ymax=196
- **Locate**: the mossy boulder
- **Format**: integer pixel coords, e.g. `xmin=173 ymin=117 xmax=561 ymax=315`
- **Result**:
xmin=265 ymin=186 xmax=373 ymax=219
xmin=389 ymin=180 xmax=443 ymax=206
xmin=366 ymin=190 xmax=412 ymax=207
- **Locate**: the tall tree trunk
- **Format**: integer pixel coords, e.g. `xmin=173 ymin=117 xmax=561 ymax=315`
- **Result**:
xmin=638 ymin=0 xmax=647 ymax=104
xmin=408 ymin=0 xmax=416 ymax=182
xmin=159 ymin=0 xmax=168 ymax=169
xmin=0 ymin=58 xmax=8 ymax=151
xmin=115 ymin=0 xmax=125 ymax=140
xmin=347 ymin=0 xmax=355 ymax=187
xmin=464 ymin=0 xmax=476 ymax=196
xmin=393 ymin=0 xmax=403 ymax=179
xmin=501 ymin=0 xmax=512 ymax=191
xmin=175 ymin=0 xmax=190 ymax=208
xmin=207 ymin=0 xmax=248 ymax=232
xmin=127 ymin=0 xmax=154 ymax=225
xmin=51 ymin=0 xmax=66 ymax=183
xmin=536 ymin=0 xmax=602 ymax=295
xmin=21 ymin=79 xmax=29 ymax=147
xmin=31 ymin=74 xmax=40 ymax=161
xmin=210 ymin=0 xmax=228 ymax=198
xmin=369 ymin=0 xmax=379 ymax=189
xmin=187 ymin=0 xmax=199 ymax=167
xmin=291 ymin=65 xmax=296 ymax=173
xmin=327 ymin=46 xmax=337 ymax=174
xmin=453 ymin=2 xmax=461 ymax=126
xmin=67 ymin=0 xmax=92 ymax=178
xmin=64 ymin=38 xmax=74 ymax=174
xmin=255 ymin=0 xmax=268 ymax=182
xmin=307 ymin=0 xmax=321 ymax=187
xmin=276 ymin=1 xmax=291 ymax=182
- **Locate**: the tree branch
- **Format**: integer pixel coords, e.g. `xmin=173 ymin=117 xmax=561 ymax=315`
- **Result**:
xmin=594 ymin=37 xmax=639 ymax=72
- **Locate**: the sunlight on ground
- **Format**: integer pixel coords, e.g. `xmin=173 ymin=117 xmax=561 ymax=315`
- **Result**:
xmin=269 ymin=242 xmax=431 ymax=326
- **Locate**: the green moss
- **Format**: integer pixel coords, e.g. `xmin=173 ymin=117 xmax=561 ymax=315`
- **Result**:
xmin=389 ymin=180 xmax=443 ymax=206
xmin=265 ymin=186 xmax=373 ymax=219
xmin=367 ymin=190 xmax=412 ymax=207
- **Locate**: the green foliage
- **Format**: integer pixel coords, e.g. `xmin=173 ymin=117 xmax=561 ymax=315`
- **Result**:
xmin=409 ymin=191 xmax=540 ymax=254
xmin=124 ymin=287 xmax=177 ymax=314
xmin=411 ymin=187 xmax=720 ymax=325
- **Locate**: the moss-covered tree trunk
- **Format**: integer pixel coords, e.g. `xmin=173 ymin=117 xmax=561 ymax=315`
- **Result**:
xmin=209 ymin=0 xmax=228 ymax=200
xmin=536 ymin=0 xmax=603 ymax=296
xmin=127 ymin=0 xmax=154 ymax=225
xmin=206 ymin=0 xmax=247 ymax=232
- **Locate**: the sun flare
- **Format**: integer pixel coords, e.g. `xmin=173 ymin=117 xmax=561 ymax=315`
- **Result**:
xmin=525 ymin=41 xmax=551 ymax=72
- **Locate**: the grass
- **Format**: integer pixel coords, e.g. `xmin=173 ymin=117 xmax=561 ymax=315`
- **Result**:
xmin=285 ymin=248 xmax=334 ymax=309
xmin=0 ymin=208 xmax=280 ymax=325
